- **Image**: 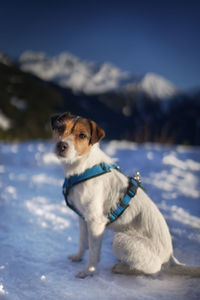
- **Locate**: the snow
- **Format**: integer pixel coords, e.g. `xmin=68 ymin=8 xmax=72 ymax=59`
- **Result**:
xmin=140 ymin=73 xmax=178 ymax=99
xmin=125 ymin=73 xmax=178 ymax=100
xmin=0 ymin=283 xmax=7 ymax=295
xmin=19 ymin=51 xmax=184 ymax=100
xmin=19 ymin=51 xmax=179 ymax=99
xmin=0 ymin=110 xmax=11 ymax=130
xmin=19 ymin=51 xmax=130 ymax=94
xmin=0 ymin=141 xmax=200 ymax=299
xmin=10 ymin=96 xmax=27 ymax=111
xmin=163 ymin=153 xmax=200 ymax=171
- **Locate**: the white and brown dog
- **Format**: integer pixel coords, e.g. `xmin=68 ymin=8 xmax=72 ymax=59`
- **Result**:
xmin=51 ymin=112 xmax=200 ymax=279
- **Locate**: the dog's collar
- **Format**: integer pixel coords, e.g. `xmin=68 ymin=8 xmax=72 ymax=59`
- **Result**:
xmin=62 ymin=162 xmax=140 ymax=224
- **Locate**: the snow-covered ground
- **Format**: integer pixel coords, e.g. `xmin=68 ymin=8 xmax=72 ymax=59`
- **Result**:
xmin=0 ymin=140 xmax=200 ymax=300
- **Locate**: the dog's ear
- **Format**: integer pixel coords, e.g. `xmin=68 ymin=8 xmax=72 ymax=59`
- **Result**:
xmin=89 ymin=120 xmax=105 ymax=144
xmin=51 ymin=114 xmax=60 ymax=130
xmin=51 ymin=112 xmax=75 ymax=130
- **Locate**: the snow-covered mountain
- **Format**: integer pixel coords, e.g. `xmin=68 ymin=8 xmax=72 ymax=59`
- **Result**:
xmin=125 ymin=73 xmax=178 ymax=100
xmin=1 ymin=51 xmax=199 ymax=144
xmin=19 ymin=51 xmax=178 ymax=98
xmin=19 ymin=51 xmax=131 ymax=94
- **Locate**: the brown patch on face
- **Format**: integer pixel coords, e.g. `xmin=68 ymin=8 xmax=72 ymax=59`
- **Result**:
xmin=52 ymin=115 xmax=74 ymax=139
xmin=72 ymin=119 xmax=93 ymax=155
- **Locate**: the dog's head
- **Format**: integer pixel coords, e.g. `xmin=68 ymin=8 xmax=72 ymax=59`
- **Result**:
xmin=51 ymin=112 xmax=105 ymax=163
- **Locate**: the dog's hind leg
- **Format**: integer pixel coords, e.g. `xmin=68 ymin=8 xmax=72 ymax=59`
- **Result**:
xmin=112 ymin=231 xmax=162 ymax=275
xmin=112 ymin=262 xmax=145 ymax=275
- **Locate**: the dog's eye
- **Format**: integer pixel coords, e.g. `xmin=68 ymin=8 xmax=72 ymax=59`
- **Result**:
xmin=79 ymin=133 xmax=87 ymax=139
xmin=57 ymin=125 xmax=65 ymax=134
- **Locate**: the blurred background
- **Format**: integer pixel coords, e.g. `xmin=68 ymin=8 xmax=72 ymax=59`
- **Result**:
xmin=0 ymin=0 xmax=200 ymax=144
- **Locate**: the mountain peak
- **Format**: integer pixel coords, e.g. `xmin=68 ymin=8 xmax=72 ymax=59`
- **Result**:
xmin=18 ymin=51 xmax=179 ymax=98
xmin=140 ymin=73 xmax=178 ymax=99
xmin=19 ymin=51 xmax=130 ymax=94
xmin=124 ymin=72 xmax=178 ymax=100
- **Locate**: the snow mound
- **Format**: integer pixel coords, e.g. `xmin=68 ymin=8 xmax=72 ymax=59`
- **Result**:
xmin=163 ymin=153 xmax=200 ymax=171
xmin=0 ymin=284 xmax=7 ymax=295
xmin=32 ymin=173 xmax=62 ymax=186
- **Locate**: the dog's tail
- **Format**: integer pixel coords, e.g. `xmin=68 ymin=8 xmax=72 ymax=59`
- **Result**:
xmin=163 ymin=255 xmax=200 ymax=277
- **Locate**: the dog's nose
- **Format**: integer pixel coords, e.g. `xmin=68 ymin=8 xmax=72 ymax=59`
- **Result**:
xmin=56 ymin=141 xmax=68 ymax=153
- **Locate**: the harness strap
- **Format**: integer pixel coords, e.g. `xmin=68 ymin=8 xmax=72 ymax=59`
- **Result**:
xmin=63 ymin=163 xmax=118 ymax=219
xmin=108 ymin=177 xmax=138 ymax=223
xmin=63 ymin=162 xmax=118 ymax=189
xmin=62 ymin=163 xmax=139 ymax=224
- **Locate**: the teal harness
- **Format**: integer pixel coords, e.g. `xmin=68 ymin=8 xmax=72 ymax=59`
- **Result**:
xmin=63 ymin=162 xmax=140 ymax=224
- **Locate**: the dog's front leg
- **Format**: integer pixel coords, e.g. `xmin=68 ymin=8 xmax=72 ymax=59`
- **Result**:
xmin=76 ymin=221 xmax=106 ymax=279
xmin=68 ymin=217 xmax=88 ymax=262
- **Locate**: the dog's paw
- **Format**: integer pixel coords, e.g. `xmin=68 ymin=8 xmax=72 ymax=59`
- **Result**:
xmin=112 ymin=263 xmax=122 ymax=274
xmin=111 ymin=263 xmax=130 ymax=274
xmin=68 ymin=254 xmax=82 ymax=262
xmin=75 ymin=270 xmax=91 ymax=279
xmin=75 ymin=266 xmax=96 ymax=279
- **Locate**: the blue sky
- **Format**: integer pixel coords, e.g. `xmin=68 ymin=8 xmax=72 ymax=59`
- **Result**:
xmin=0 ymin=0 xmax=200 ymax=90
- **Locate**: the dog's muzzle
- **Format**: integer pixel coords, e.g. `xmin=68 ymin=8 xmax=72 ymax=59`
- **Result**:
xmin=56 ymin=141 xmax=68 ymax=157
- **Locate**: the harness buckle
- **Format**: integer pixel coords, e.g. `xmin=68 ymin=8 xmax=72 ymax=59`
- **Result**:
xmin=100 ymin=162 xmax=110 ymax=172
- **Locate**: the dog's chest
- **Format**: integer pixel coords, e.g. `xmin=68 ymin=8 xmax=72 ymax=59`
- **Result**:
xmin=67 ymin=179 xmax=102 ymax=219
xmin=67 ymin=184 xmax=86 ymax=216
xmin=66 ymin=171 xmax=129 ymax=222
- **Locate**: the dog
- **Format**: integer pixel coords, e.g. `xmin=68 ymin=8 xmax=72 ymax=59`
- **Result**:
xmin=51 ymin=112 xmax=200 ymax=279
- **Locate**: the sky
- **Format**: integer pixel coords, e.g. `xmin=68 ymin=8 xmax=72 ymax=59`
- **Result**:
xmin=0 ymin=0 xmax=200 ymax=90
